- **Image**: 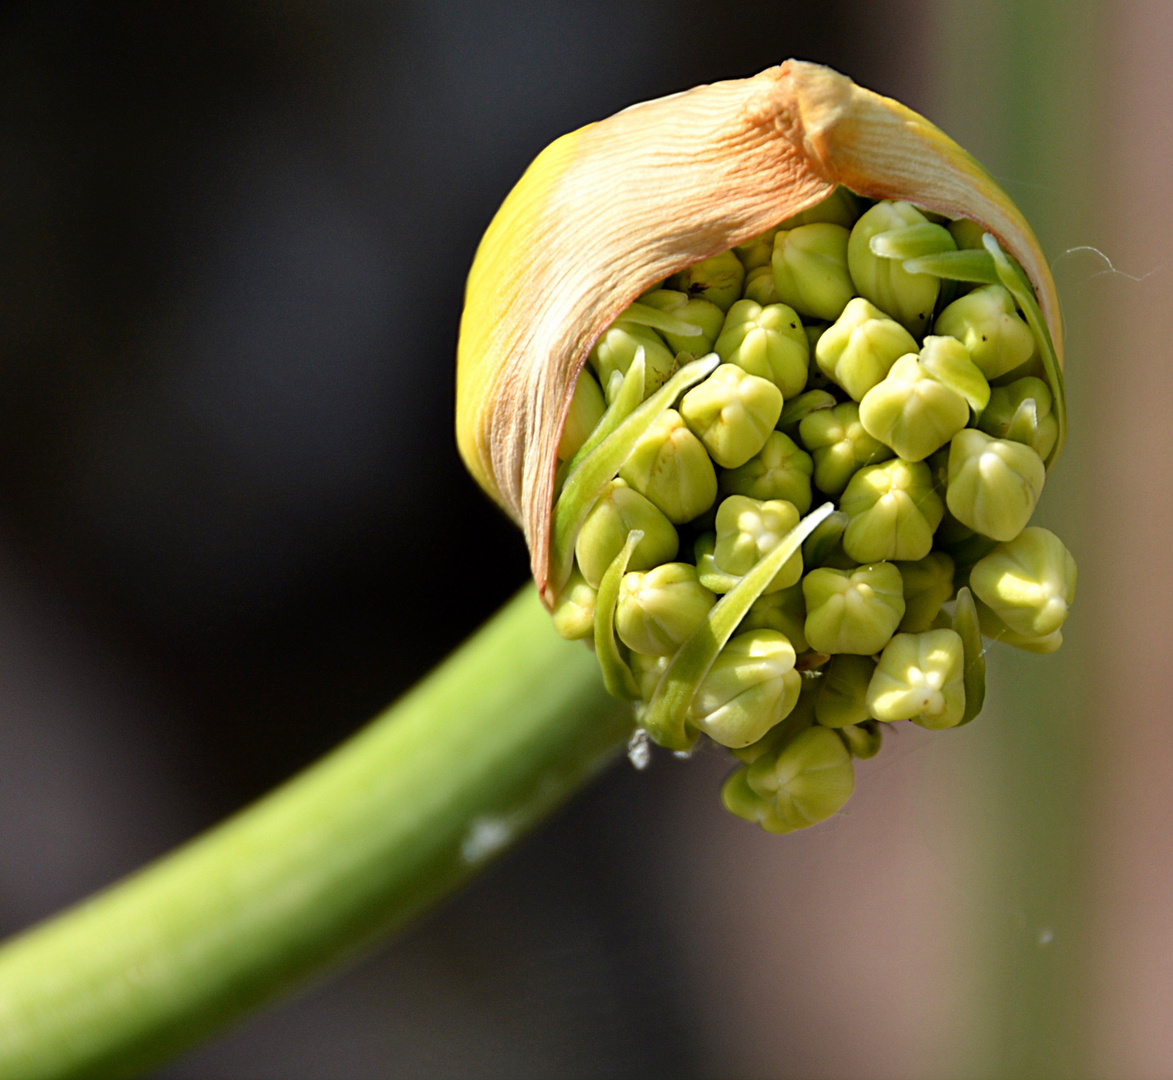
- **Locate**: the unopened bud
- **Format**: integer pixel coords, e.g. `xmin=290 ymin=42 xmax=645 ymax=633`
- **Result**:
xmin=590 ymin=320 xmax=677 ymax=400
xmin=557 ymin=368 xmax=607 ymax=461
xmin=640 ymin=289 xmax=726 ymax=355
xmin=969 ymin=527 xmax=1076 ymax=639
xmin=715 ymin=299 xmax=809 ymax=397
xmin=771 ymin=223 xmax=855 ymax=322
xmin=673 ymin=250 xmax=745 ymax=311
xmin=705 ymin=495 xmax=803 ymax=593
xmin=740 ymin=583 xmax=808 ymax=651
xmin=616 ymin=562 xmax=717 ymax=657
xmin=742 ymin=264 xmax=781 ymax=305
xmin=801 ymin=509 xmax=856 ymax=570
xmin=946 ymin=429 xmax=1045 ymax=542
xmin=934 ymin=284 xmax=1036 ymax=380
xmin=918 ymin=335 xmax=990 ymax=414
xmin=896 ymin=552 xmax=956 ymax=633
xmin=803 ymin=562 xmax=906 ymax=655
xmin=859 ymin=353 xmax=970 ymax=462
xmin=779 ymin=186 xmax=863 ymax=230
xmin=719 ymin=431 xmax=814 ymax=513
xmin=815 ymin=296 xmax=919 ymax=401
xmin=837 ymin=720 xmax=883 ymax=759
xmin=867 ymin=629 xmax=966 ymax=729
xmin=815 ymin=654 xmax=878 ymax=728
xmin=680 ymin=363 xmax=783 ymax=469
xmin=841 ymin=459 xmax=944 ymax=563
xmin=551 ymin=567 xmax=597 ymax=640
xmin=689 ymin=630 xmax=801 ymax=748
xmin=974 ymin=600 xmax=1064 ymax=653
xmin=733 ymin=229 xmax=778 ymax=272
xmin=629 ymin=651 xmax=669 ymax=702
xmin=741 ymin=725 xmax=855 ymax=831
xmin=618 ymin=407 xmax=718 ymax=524
xmin=575 ymin=480 xmax=679 ymax=587
xmin=798 ymin=401 xmax=893 ymax=495
xmin=978 ymin=376 xmax=1059 ymax=460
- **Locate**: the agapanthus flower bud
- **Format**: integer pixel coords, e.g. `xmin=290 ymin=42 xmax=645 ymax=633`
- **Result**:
xmin=618 ymin=407 xmax=718 ymax=524
xmin=815 ymin=297 xmax=919 ymax=401
xmin=733 ymin=229 xmax=778 ymax=272
xmin=859 ymin=352 xmax=970 ymax=462
xmin=840 ymin=458 xmax=944 ymax=563
xmin=743 ymin=265 xmax=781 ymax=305
xmin=934 ymin=284 xmax=1037 ymax=380
xmin=917 ymin=335 xmax=990 ymax=414
xmin=616 ymin=562 xmax=717 ymax=657
xmin=641 ymin=289 xmax=727 ymax=356
xmin=837 ymin=720 xmax=883 ymax=759
xmin=969 ymin=527 xmax=1076 ymax=639
xmin=714 ymin=299 xmax=809 ymax=397
xmin=673 ymin=250 xmax=745 ymax=311
xmin=680 ymin=363 xmax=783 ymax=469
xmin=978 ymin=376 xmax=1058 ymax=460
xmin=799 ymin=400 xmax=893 ymax=495
xmin=703 ymin=495 xmax=803 ymax=593
xmin=740 ymin=583 xmax=808 ymax=651
xmin=590 ymin=321 xmax=677 ymax=402
xmin=802 ymin=562 xmax=906 ymax=654
xmin=895 ymin=552 xmax=956 ymax=633
xmin=551 ymin=567 xmax=597 ymax=641
xmin=946 ymin=428 xmax=1045 ymax=542
xmin=815 ymin=654 xmax=877 ymax=728
xmin=689 ymin=629 xmax=801 ymax=748
xmin=867 ymin=629 xmax=966 ymax=729
xmin=556 ymin=367 xmax=607 ymax=461
xmin=719 ymin=431 xmax=814 ymax=512
xmin=771 ymin=223 xmax=855 ymax=322
xmin=575 ymin=480 xmax=678 ymax=587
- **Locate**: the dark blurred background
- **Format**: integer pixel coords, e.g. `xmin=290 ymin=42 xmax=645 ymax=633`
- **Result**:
xmin=2 ymin=2 xmax=1168 ymax=1077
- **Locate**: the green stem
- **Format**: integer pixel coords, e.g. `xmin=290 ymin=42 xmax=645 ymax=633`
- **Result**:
xmin=0 ymin=587 xmax=631 ymax=1079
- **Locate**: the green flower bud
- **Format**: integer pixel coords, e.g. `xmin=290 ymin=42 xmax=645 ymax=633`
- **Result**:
xmin=551 ymin=567 xmax=597 ymax=641
xmin=815 ymin=297 xmax=919 ymax=401
xmin=867 ymin=629 xmax=966 ymax=729
xmin=837 ymin=720 xmax=883 ymax=759
xmin=629 ymin=651 xmax=669 ymax=701
xmin=680 ymin=363 xmax=783 ymax=469
xmin=946 ymin=429 xmax=1045 ymax=542
xmin=640 ymin=289 xmax=727 ymax=356
xmin=740 ymin=583 xmax=808 ymax=652
xmin=934 ymin=284 xmax=1036 ymax=380
xmin=590 ymin=321 xmax=677 ymax=401
xmin=918 ymin=335 xmax=990 ymax=414
xmin=733 ymin=229 xmax=778 ymax=272
xmin=803 ymin=562 xmax=905 ymax=655
xmin=618 ymin=407 xmax=718 ymax=524
xmin=740 ymin=725 xmax=855 ymax=832
xmin=948 ymin=218 xmax=987 ymax=250
xmin=771 ymin=223 xmax=855 ymax=322
xmin=778 ymin=186 xmax=862 ymax=230
xmin=714 ymin=299 xmax=809 ymax=397
xmin=730 ymin=683 xmax=818 ymax=765
xmin=689 ymin=629 xmax=801 ymax=748
xmin=575 ymin=480 xmax=679 ymax=587
xmin=556 ymin=368 xmax=607 ymax=461
xmin=977 ymin=376 xmax=1059 ymax=460
xmin=615 ymin=562 xmax=717 ymax=657
xmin=778 ymin=388 xmax=836 ymax=437
xmin=719 ymin=431 xmax=814 ymax=513
xmin=815 ymin=654 xmax=878 ymax=728
xmin=798 ymin=401 xmax=894 ymax=496
xmin=707 ymin=495 xmax=803 ymax=593
xmin=969 ymin=527 xmax=1076 ymax=639
xmin=840 ymin=459 xmax=944 ymax=563
xmin=896 ymin=552 xmax=956 ymax=633
xmin=801 ymin=509 xmax=857 ymax=571
xmin=847 ymin=201 xmax=950 ymax=335
xmin=858 ymin=353 xmax=970 ymax=462
xmin=974 ymin=600 xmax=1064 ymax=654
xmin=742 ymin=264 xmax=781 ymax=305
xmin=673 ymin=250 xmax=745 ymax=312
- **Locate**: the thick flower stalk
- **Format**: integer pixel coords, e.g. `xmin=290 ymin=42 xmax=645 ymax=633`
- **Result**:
xmin=456 ymin=60 xmax=1075 ymax=832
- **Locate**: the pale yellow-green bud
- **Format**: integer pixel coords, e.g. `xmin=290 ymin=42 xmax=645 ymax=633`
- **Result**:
xmin=615 ymin=562 xmax=717 ymax=657
xmin=714 ymin=299 xmax=809 ymax=397
xmin=801 ymin=509 xmax=857 ymax=571
xmin=948 ymin=218 xmax=987 ymax=250
xmin=859 ymin=353 xmax=970 ymax=462
xmin=590 ymin=321 xmax=677 ymax=401
xmin=705 ymin=495 xmax=803 ymax=593
xmin=742 ymin=725 xmax=855 ymax=832
xmin=629 ymin=650 xmax=669 ymax=702
xmin=679 ymin=363 xmax=783 ymax=469
xmin=969 ymin=527 xmax=1076 ymax=639
xmin=575 ymin=480 xmax=679 ymax=587
xmin=867 ymin=629 xmax=966 ymax=729
xmin=742 ymin=264 xmax=781 ymax=305
xmin=841 ymin=459 xmax=944 ymax=563
xmin=895 ymin=552 xmax=956 ymax=633
xmin=551 ymin=567 xmax=598 ymax=641
xmin=733 ymin=228 xmax=778 ymax=272
xmin=918 ymin=335 xmax=990 ymax=414
xmin=719 ymin=431 xmax=814 ymax=513
xmin=557 ymin=368 xmax=607 ymax=461
xmin=690 ymin=630 xmax=801 ymax=748
xmin=730 ymin=683 xmax=818 ymax=765
xmin=978 ymin=376 xmax=1058 ymax=460
xmin=771 ymin=223 xmax=854 ymax=322
xmin=946 ymin=429 xmax=1045 ymax=542
xmin=673 ymin=250 xmax=745 ymax=311
xmin=815 ymin=654 xmax=877 ymax=728
xmin=934 ymin=284 xmax=1036 ymax=380
xmin=739 ymin=583 xmax=808 ymax=652
xmin=815 ymin=296 xmax=919 ymax=401
xmin=618 ymin=407 xmax=717 ymax=524
xmin=778 ymin=186 xmax=862 ymax=230
xmin=837 ymin=720 xmax=883 ymax=759
xmin=798 ymin=401 xmax=893 ymax=496
xmin=974 ymin=600 xmax=1064 ymax=653
xmin=640 ymin=289 xmax=727 ymax=356
xmin=847 ymin=200 xmax=949 ymax=335
xmin=803 ymin=562 xmax=905 ymax=655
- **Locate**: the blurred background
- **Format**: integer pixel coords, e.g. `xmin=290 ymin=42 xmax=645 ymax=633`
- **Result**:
xmin=0 ymin=1 xmax=1161 ymax=1076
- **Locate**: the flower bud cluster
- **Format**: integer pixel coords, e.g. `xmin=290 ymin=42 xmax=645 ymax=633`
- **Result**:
xmin=553 ymin=189 xmax=1075 ymax=833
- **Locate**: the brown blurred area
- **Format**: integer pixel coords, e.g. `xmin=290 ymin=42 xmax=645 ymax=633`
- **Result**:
xmin=0 ymin=1 xmax=1167 ymax=1077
